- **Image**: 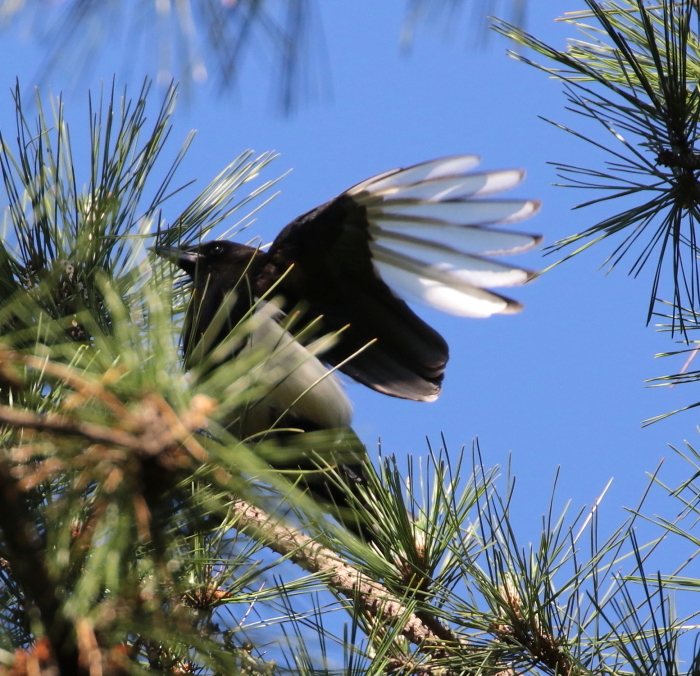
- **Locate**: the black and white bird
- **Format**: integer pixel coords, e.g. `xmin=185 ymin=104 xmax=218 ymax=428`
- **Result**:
xmin=157 ymin=155 xmax=540 ymax=416
xmin=155 ymin=156 xmax=540 ymax=535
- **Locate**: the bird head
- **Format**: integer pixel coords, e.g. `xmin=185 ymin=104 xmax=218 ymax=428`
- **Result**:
xmin=152 ymin=240 xmax=257 ymax=279
xmin=152 ymin=240 xmax=263 ymax=361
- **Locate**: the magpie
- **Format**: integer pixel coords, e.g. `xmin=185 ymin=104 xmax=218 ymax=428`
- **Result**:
xmin=155 ymin=155 xmax=540 ymax=537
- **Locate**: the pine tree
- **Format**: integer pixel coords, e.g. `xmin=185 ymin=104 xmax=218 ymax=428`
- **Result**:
xmin=1 ymin=2 xmax=700 ymax=675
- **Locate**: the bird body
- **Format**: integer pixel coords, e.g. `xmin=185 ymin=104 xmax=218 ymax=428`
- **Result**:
xmin=155 ymin=156 xmax=541 ymax=539
xmin=159 ymin=155 xmax=540 ymax=409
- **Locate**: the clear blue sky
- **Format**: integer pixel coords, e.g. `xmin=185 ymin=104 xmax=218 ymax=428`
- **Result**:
xmin=0 ymin=0 xmax=694 ymax=547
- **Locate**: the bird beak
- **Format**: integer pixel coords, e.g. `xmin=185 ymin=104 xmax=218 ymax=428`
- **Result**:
xmin=150 ymin=244 xmax=201 ymax=267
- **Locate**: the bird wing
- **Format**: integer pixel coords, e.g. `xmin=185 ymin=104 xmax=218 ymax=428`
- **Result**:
xmin=348 ymin=155 xmax=541 ymax=317
xmin=258 ymin=156 xmax=541 ymax=401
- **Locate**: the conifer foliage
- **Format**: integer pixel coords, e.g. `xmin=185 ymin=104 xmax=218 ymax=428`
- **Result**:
xmin=0 ymin=31 xmax=698 ymax=674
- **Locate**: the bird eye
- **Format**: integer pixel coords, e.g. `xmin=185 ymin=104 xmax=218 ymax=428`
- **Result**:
xmin=210 ymin=243 xmax=224 ymax=255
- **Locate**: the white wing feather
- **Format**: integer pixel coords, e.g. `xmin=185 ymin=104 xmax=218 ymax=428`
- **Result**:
xmin=372 ymin=260 xmax=514 ymax=318
xmin=370 ymin=221 xmax=541 ymax=256
xmin=367 ymin=199 xmax=539 ymax=226
xmin=369 ymin=238 xmax=533 ymax=288
xmin=349 ymin=155 xmax=482 ymax=195
xmin=350 ymin=156 xmax=540 ymax=317
xmin=365 ymin=169 xmax=525 ymax=202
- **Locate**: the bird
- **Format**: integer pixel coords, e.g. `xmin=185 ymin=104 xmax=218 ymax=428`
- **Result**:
xmin=154 ymin=155 xmax=541 ymax=538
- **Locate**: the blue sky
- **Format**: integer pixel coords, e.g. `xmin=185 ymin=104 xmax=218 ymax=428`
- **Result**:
xmin=0 ymin=0 xmax=695 ymax=548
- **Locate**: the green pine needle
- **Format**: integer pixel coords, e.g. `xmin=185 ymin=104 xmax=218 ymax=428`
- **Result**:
xmin=494 ymin=0 xmax=700 ymax=332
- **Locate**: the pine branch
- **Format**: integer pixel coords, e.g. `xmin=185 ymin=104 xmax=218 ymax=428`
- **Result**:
xmin=0 ymin=380 xmax=461 ymax=662
xmin=0 ymin=456 xmax=82 ymax=676
xmin=494 ymin=0 xmax=700 ymax=331
xmin=229 ymin=498 xmax=456 ymax=648
xmin=0 ymin=397 xmax=212 ymax=463
xmin=1 ymin=0 xmax=329 ymax=115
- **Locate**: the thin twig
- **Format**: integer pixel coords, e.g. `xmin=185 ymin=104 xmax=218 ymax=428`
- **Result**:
xmin=0 ymin=405 xmax=143 ymax=450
